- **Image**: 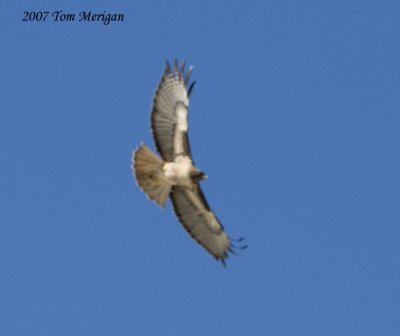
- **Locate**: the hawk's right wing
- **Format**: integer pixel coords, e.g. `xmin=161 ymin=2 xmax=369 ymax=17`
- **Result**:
xmin=170 ymin=185 xmax=239 ymax=266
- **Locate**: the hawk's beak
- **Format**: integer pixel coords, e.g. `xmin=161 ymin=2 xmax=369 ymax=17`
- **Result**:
xmin=192 ymin=170 xmax=208 ymax=181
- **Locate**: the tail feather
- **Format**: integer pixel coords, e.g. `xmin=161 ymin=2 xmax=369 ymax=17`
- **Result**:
xmin=132 ymin=143 xmax=171 ymax=207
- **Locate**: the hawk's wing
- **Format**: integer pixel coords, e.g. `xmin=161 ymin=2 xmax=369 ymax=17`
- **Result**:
xmin=170 ymin=185 xmax=235 ymax=265
xmin=151 ymin=60 xmax=195 ymax=162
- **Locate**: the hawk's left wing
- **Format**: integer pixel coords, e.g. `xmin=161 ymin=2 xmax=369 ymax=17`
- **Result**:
xmin=151 ymin=60 xmax=195 ymax=162
xmin=170 ymin=185 xmax=236 ymax=265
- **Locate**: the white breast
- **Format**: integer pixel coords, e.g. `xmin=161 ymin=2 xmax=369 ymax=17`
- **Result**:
xmin=163 ymin=157 xmax=193 ymax=186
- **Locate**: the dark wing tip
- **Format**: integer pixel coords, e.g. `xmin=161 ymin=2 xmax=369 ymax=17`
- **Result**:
xmin=165 ymin=59 xmax=195 ymax=94
xmin=173 ymin=59 xmax=179 ymax=78
xmin=218 ymin=237 xmax=247 ymax=267
xmin=184 ymin=65 xmax=193 ymax=86
xmin=165 ymin=60 xmax=172 ymax=74
xmin=188 ymin=81 xmax=196 ymax=97
xmin=179 ymin=60 xmax=186 ymax=82
xmin=229 ymin=236 xmax=244 ymax=243
xmin=229 ymin=236 xmax=248 ymax=250
xmin=220 ymin=257 xmax=227 ymax=268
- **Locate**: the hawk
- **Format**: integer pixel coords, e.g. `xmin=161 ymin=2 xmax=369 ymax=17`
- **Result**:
xmin=132 ymin=60 xmax=245 ymax=266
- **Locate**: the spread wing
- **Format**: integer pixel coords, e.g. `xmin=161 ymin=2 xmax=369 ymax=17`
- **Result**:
xmin=170 ymin=185 xmax=238 ymax=266
xmin=151 ymin=59 xmax=195 ymax=162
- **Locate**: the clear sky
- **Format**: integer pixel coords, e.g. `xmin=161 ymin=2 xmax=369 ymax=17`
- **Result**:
xmin=1 ymin=1 xmax=399 ymax=335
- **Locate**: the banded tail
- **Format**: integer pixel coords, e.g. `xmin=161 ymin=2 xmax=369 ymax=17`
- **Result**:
xmin=132 ymin=143 xmax=171 ymax=208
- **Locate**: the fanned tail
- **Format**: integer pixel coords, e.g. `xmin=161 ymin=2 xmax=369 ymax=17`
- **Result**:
xmin=132 ymin=143 xmax=171 ymax=208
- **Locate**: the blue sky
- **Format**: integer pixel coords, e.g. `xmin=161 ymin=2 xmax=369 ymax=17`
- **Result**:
xmin=1 ymin=1 xmax=399 ymax=335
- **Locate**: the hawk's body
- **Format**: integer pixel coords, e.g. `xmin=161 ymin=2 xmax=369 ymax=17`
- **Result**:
xmin=132 ymin=60 xmax=245 ymax=265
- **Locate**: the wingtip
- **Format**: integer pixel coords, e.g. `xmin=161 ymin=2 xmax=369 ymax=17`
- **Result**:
xmin=217 ymin=255 xmax=228 ymax=268
xmin=165 ymin=60 xmax=172 ymax=74
xmin=221 ymin=258 xmax=227 ymax=268
xmin=173 ymin=59 xmax=179 ymax=78
xmin=188 ymin=81 xmax=196 ymax=96
xmin=179 ymin=60 xmax=186 ymax=82
xmin=164 ymin=59 xmax=195 ymax=91
xmin=230 ymin=239 xmax=248 ymax=250
xmin=184 ymin=65 xmax=193 ymax=87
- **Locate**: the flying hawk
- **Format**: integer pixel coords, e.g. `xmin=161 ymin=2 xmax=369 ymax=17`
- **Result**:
xmin=132 ymin=60 xmax=245 ymax=266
